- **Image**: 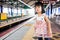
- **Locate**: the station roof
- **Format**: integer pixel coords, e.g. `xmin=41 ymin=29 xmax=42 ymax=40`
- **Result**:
xmin=0 ymin=0 xmax=31 ymax=9
xmin=53 ymin=1 xmax=60 ymax=8
xmin=0 ymin=0 xmax=57 ymax=9
xmin=22 ymin=0 xmax=57 ymax=8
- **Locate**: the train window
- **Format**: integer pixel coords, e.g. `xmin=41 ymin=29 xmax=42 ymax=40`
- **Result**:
xmin=18 ymin=8 xmax=21 ymax=16
xmin=22 ymin=9 xmax=27 ymax=16
xmin=0 ymin=6 xmax=1 ymax=13
xmin=8 ymin=8 xmax=12 ymax=17
xmin=3 ymin=7 xmax=8 ymax=13
xmin=58 ymin=7 xmax=60 ymax=15
xmin=13 ymin=8 xmax=17 ymax=17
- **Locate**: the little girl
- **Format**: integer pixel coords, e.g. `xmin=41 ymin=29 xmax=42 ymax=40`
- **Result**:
xmin=34 ymin=2 xmax=52 ymax=40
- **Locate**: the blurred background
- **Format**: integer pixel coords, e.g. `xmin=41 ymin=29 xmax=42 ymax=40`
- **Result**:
xmin=0 ymin=0 xmax=60 ymax=40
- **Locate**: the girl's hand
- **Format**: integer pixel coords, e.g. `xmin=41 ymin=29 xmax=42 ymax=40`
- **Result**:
xmin=48 ymin=33 xmax=52 ymax=38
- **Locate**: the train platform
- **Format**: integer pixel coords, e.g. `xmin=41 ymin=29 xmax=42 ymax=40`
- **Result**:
xmin=0 ymin=0 xmax=60 ymax=40
xmin=0 ymin=17 xmax=60 ymax=40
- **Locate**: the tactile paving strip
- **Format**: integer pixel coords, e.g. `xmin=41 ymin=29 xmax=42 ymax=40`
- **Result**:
xmin=52 ymin=33 xmax=60 ymax=40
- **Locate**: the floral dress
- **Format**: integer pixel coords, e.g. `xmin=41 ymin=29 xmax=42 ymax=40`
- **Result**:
xmin=34 ymin=14 xmax=50 ymax=38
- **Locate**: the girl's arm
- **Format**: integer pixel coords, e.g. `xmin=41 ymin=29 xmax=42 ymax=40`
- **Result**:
xmin=44 ymin=15 xmax=52 ymax=37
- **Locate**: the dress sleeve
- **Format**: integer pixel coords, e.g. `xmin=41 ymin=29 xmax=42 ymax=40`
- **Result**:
xmin=43 ymin=13 xmax=48 ymax=18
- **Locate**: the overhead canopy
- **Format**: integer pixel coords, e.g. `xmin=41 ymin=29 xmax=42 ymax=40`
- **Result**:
xmin=0 ymin=0 xmax=57 ymax=9
xmin=53 ymin=1 xmax=60 ymax=8
xmin=0 ymin=0 xmax=32 ymax=9
xmin=22 ymin=0 xmax=57 ymax=8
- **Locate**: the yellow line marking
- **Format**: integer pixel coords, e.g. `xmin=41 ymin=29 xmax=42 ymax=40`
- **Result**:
xmin=52 ymin=33 xmax=60 ymax=40
xmin=22 ymin=25 xmax=34 ymax=40
xmin=24 ymin=24 xmax=33 ymax=26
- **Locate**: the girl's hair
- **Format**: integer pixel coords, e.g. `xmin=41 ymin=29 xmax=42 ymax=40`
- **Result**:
xmin=35 ymin=2 xmax=45 ymax=14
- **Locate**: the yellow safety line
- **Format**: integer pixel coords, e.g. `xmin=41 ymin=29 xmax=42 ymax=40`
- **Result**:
xmin=52 ymin=33 xmax=60 ymax=40
xmin=24 ymin=24 xmax=32 ymax=26
xmin=22 ymin=25 xmax=34 ymax=40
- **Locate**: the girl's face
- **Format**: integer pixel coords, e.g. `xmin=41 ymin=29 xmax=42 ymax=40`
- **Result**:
xmin=35 ymin=6 xmax=42 ymax=13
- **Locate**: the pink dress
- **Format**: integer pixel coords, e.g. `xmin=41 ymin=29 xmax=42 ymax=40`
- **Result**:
xmin=34 ymin=14 xmax=49 ymax=38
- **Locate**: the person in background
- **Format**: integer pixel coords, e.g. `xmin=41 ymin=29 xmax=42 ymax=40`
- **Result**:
xmin=33 ymin=2 xmax=52 ymax=40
